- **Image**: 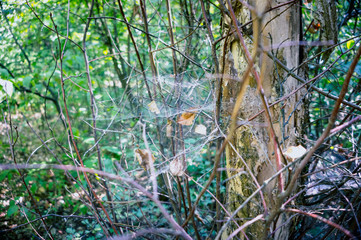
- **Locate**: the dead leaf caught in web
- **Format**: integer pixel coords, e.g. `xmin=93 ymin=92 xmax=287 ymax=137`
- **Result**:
xmin=135 ymin=149 xmax=155 ymax=170
xmin=283 ymin=145 xmax=307 ymax=161
xmin=147 ymin=101 xmax=160 ymax=114
xmin=194 ymin=124 xmax=207 ymax=135
xmin=177 ymin=111 xmax=196 ymax=126
xmin=166 ymin=120 xmax=173 ymax=137
xmin=169 ymin=158 xmax=185 ymax=176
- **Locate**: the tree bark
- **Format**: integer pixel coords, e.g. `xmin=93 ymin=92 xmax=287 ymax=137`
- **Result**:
xmin=221 ymin=0 xmax=304 ymax=239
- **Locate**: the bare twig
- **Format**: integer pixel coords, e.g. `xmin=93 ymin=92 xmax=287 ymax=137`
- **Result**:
xmin=226 ymin=214 xmax=264 ymax=240
xmin=49 ymin=8 xmax=114 ymax=236
xmin=81 ymin=0 xmax=119 ymax=232
xmin=285 ymin=208 xmax=355 ymax=239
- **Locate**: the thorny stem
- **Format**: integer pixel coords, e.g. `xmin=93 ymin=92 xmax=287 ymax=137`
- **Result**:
xmin=21 ymin=114 xmax=106 ymax=231
xmin=199 ymin=0 xmax=223 ymax=232
xmin=81 ymin=0 xmax=119 ymax=232
xmin=226 ymin=214 xmax=264 ymax=240
xmin=239 ymin=44 xmax=355 ymax=129
xmin=214 ymin=150 xmax=303 ymax=240
xmin=25 ymin=0 xmax=83 ymax=50
xmin=93 ymin=2 xmax=138 ymax=110
xmin=320 ymin=186 xmax=361 ymax=239
xmin=49 ymin=6 xmax=116 ymax=236
xmin=138 ymin=0 xmax=181 ymax=226
xmin=139 ymin=0 xmax=158 ymax=97
xmin=116 ymin=0 xmax=153 ymax=100
xmin=166 ymin=0 xmax=201 ymax=235
xmin=268 ymin=47 xmax=361 ymax=112
xmin=182 ymin=0 xmax=270 ymax=230
xmin=282 ymin=43 xmax=361 ymax=200
xmin=163 ymin=0 xmax=200 ymax=236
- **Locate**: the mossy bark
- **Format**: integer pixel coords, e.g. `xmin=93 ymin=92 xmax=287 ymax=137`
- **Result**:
xmin=220 ymin=1 xmax=304 ymax=239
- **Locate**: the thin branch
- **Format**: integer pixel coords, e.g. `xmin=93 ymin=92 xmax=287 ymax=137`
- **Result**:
xmin=116 ymin=0 xmax=153 ymax=100
xmin=113 ymin=228 xmax=184 ymax=240
xmin=0 ymin=2 xmax=32 ymax=71
xmin=80 ymin=0 xmax=119 ymax=233
xmin=285 ymin=208 xmax=355 ymax=239
xmin=226 ymin=214 xmax=264 ymax=240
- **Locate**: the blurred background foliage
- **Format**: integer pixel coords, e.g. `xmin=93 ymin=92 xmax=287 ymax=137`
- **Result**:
xmin=0 ymin=0 xmax=360 ymax=239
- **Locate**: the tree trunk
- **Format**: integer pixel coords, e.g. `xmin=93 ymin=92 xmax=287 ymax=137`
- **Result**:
xmin=221 ymin=1 xmax=303 ymax=239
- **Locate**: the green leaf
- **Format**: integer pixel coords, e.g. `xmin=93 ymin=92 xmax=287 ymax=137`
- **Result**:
xmin=23 ymin=75 xmax=32 ymax=88
xmin=35 ymin=83 xmax=43 ymax=92
xmin=7 ymin=201 xmax=18 ymax=217
xmin=84 ymin=157 xmax=96 ymax=168
xmin=79 ymin=204 xmax=88 ymax=214
xmin=0 ymin=69 xmax=10 ymax=78
xmin=103 ymin=146 xmax=121 ymax=156
xmin=0 ymin=171 xmax=8 ymax=182
xmin=83 ymin=137 xmax=95 ymax=145
xmin=30 ymin=184 xmax=37 ymax=194
xmin=346 ymin=40 xmax=355 ymax=49
xmin=25 ymin=175 xmax=34 ymax=184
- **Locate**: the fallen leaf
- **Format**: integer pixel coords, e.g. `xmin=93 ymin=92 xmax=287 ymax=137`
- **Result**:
xmin=147 ymin=101 xmax=160 ymax=114
xmin=177 ymin=112 xmax=196 ymax=126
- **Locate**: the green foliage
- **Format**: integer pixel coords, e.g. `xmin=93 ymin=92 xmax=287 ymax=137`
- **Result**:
xmin=0 ymin=0 xmax=359 ymax=239
xmin=7 ymin=200 xmax=18 ymax=217
xmin=0 ymin=0 xmax=220 ymax=238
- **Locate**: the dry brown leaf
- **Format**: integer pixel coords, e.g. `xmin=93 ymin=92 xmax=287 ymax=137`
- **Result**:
xmin=169 ymin=158 xmax=185 ymax=176
xmin=194 ymin=124 xmax=207 ymax=135
xmin=177 ymin=112 xmax=196 ymax=126
xmin=135 ymin=149 xmax=155 ymax=170
xmin=283 ymin=145 xmax=307 ymax=161
xmin=308 ymin=21 xmax=321 ymax=34
xmin=147 ymin=101 xmax=160 ymax=114
xmin=166 ymin=120 xmax=173 ymax=138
